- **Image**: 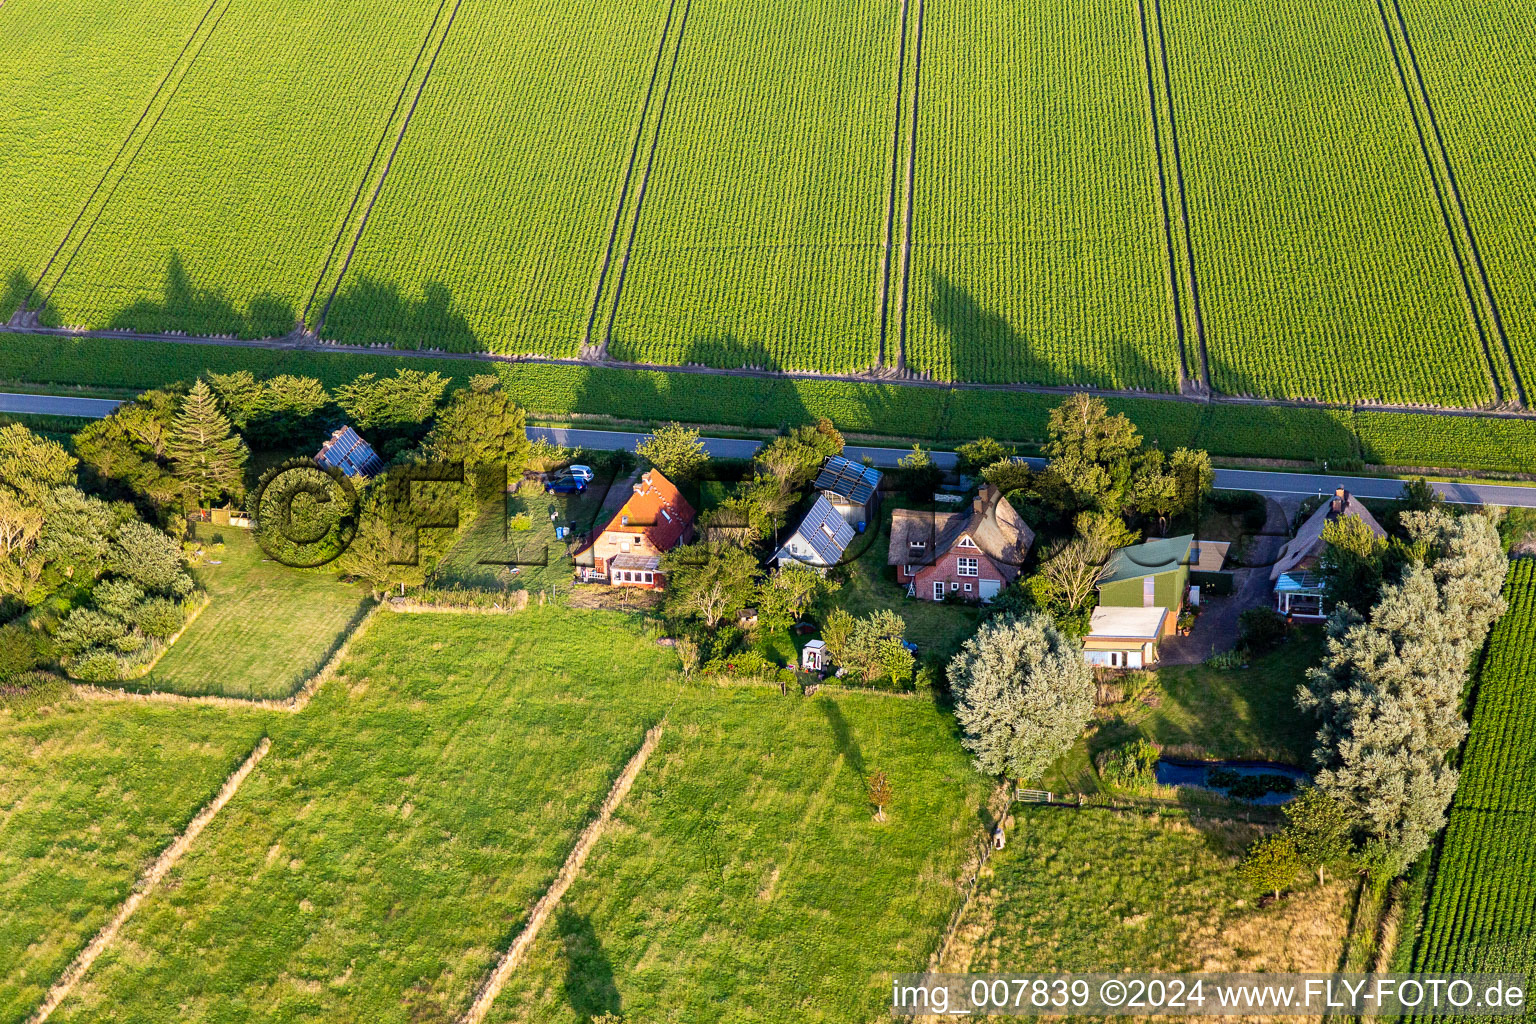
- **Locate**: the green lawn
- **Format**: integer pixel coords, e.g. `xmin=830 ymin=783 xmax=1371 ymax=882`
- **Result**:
xmin=831 ymin=501 xmax=984 ymax=664
xmin=1044 ymin=633 xmax=1322 ymax=793
xmin=0 ymin=698 xmax=269 ymax=1024
xmin=52 ymin=608 xmax=681 ymax=1023
xmin=141 ymin=527 xmax=369 ymax=699
xmin=433 ymin=486 xmax=609 ymax=597
xmin=488 ymin=688 xmax=991 ymax=1024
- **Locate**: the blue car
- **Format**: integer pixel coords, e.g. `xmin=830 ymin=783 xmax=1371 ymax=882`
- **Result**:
xmin=544 ymin=474 xmax=586 ymax=494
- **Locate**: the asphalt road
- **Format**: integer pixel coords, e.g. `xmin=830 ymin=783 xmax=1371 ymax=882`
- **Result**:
xmin=531 ymin=426 xmax=1536 ymax=507
xmin=0 ymin=392 xmax=123 ymax=417
xmin=9 ymin=401 xmax=1534 ymax=507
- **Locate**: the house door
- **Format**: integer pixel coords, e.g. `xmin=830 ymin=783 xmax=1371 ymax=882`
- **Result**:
xmin=1143 ymin=576 xmax=1156 ymax=607
xmin=932 ymin=580 xmax=945 ymax=601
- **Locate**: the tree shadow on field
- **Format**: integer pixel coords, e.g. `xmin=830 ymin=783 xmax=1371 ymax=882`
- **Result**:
xmin=94 ymin=251 xmax=296 ymax=339
xmin=2 ymin=267 xmax=32 ymax=321
xmin=555 ymin=908 xmax=622 ymax=1022
xmin=926 ymin=271 xmax=1169 ymax=392
xmin=819 ymin=697 xmax=866 ymax=780
xmin=321 ymin=275 xmax=480 ymax=353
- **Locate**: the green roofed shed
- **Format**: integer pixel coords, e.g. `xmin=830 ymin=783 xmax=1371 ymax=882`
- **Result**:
xmin=1098 ymin=534 xmax=1194 ymax=612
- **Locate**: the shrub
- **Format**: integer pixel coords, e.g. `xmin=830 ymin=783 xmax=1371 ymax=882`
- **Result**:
xmin=0 ymin=622 xmax=49 ymax=679
xmin=54 ymin=608 xmax=128 ymax=655
xmin=1238 ymin=607 xmax=1287 ymax=653
xmin=70 ymin=649 xmax=125 ymax=682
xmin=134 ymin=597 xmax=187 ymax=639
xmin=1205 ymin=648 xmax=1246 ymax=670
xmin=1097 ymin=738 xmax=1161 ymax=790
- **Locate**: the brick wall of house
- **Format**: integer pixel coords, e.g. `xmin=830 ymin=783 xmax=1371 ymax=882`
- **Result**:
xmin=907 ymin=545 xmax=1007 ymax=601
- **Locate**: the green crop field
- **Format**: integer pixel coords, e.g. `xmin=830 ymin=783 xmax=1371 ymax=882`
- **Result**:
xmin=905 ymin=0 xmax=1178 ymax=390
xmin=1408 ymin=560 xmax=1536 ymax=992
xmin=0 ymin=699 xmax=268 ymax=1024
xmin=0 ymin=0 xmax=212 ymax=320
xmin=5 ymin=0 xmax=1536 ymax=410
xmin=34 ymin=0 xmax=444 ymax=337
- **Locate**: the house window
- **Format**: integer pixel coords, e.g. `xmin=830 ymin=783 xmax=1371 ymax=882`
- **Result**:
xmin=903 ymin=564 xmax=916 ymax=577
xmin=933 ymin=581 xmax=945 ymax=601
xmin=963 ymin=583 xmax=972 ymax=593
xmin=640 ymin=572 xmax=653 ymax=584
xmin=1143 ymin=576 xmax=1155 ymax=607
xmin=950 ymin=581 xmax=959 ymax=591
xmin=1110 ymin=651 xmax=1123 ymax=668
xmin=620 ymin=539 xmax=631 ymax=553
xmin=958 ymin=536 xmax=976 ymax=548
xmin=957 ymin=557 xmax=979 ymax=577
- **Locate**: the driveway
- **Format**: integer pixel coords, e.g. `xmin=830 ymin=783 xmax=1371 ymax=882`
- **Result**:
xmin=1158 ymin=497 xmax=1296 ymax=665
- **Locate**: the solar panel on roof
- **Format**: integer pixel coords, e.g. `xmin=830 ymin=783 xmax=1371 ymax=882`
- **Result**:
xmin=814 ymin=455 xmax=881 ymax=505
xmin=315 ymin=426 xmax=384 ymax=478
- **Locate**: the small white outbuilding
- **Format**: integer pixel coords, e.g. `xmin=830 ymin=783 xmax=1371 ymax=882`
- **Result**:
xmin=801 ymin=639 xmax=827 ymax=672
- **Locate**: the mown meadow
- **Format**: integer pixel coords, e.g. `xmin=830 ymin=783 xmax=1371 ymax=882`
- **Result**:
xmin=0 ymin=699 xmax=269 ymax=1024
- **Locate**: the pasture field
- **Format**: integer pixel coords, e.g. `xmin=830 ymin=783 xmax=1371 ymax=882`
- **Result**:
xmin=487 ymin=689 xmax=991 ymax=1024
xmin=0 ymin=0 xmax=211 ymax=320
xmin=1408 ymin=559 xmax=1536 ymax=989
xmin=36 ymin=0 xmax=445 ymax=337
xmin=603 ymin=0 xmax=898 ymax=373
xmin=322 ymin=0 xmax=669 ymax=356
xmin=0 ymin=698 xmax=268 ymax=1024
xmin=140 ymin=528 xmax=370 ymax=699
xmin=905 ymin=0 xmax=1178 ymax=390
xmin=1394 ymin=0 xmax=1536 ymax=396
xmin=1163 ymin=0 xmax=1497 ymax=407
xmin=50 ymin=609 xmax=681 ymax=1023
xmin=940 ymin=807 xmax=1350 ymax=975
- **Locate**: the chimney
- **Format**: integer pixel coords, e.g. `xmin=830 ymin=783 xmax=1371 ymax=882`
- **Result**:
xmin=1331 ymin=487 xmax=1346 ymax=515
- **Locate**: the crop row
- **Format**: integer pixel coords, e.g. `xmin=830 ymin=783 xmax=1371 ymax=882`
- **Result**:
xmin=36 ymin=0 xmax=444 ymax=338
xmin=0 ymin=0 xmax=212 ymax=320
xmin=322 ymin=0 xmax=669 ymax=357
xmin=603 ymin=0 xmax=899 ymax=374
xmin=1409 ymin=560 xmax=1536 ymax=992
xmin=904 ymin=0 xmax=1178 ymax=390
xmin=1164 ymin=0 xmax=1494 ymax=407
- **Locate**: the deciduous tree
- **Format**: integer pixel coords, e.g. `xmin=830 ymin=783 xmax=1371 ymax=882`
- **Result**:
xmin=636 ymin=422 xmax=709 ymax=481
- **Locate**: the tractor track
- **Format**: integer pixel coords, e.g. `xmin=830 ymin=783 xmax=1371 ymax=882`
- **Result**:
xmin=1386 ymin=0 xmax=1524 ymax=408
xmin=1136 ymin=0 xmax=1191 ymax=391
xmin=595 ymin=0 xmax=696 ymax=359
xmin=316 ymin=0 xmax=468 ymax=333
xmin=579 ymin=0 xmax=684 ymax=359
xmin=892 ymin=0 xmax=926 ymax=375
xmin=876 ymin=0 xmax=915 ymax=369
xmin=1375 ymin=0 xmax=1507 ymax=408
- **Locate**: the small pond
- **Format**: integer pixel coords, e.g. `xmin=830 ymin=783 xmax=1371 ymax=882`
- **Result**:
xmin=1155 ymin=758 xmax=1312 ymax=805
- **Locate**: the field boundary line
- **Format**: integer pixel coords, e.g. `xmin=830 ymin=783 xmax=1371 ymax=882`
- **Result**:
xmin=892 ymin=0 xmax=926 ymax=375
xmin=303 ymin=0 xmax=454 ymax=325
xmin=71 ymin=601 xmax=381 ymax=712
xmin=35 ymin=0 xmax=235 ymax=313
xmin=21 ymin=0 xmax=226 ymax=313
xmin=316 ymin=0 xmax=467 ymax=333
xmin=876 ymin=0 xmax=915 ymax=368
xmin=1149 ymin=0 xmax=1209 ymax=392
xmin=1374 ymin=0 xmax=1505 ymax=409
xmin=579 ymin=0 xmax=682 ymax=359
xmin=597 ymin=0 xmax=695 ymax=357
xmin=1135 ymin=0 xmax=1191 ymax=391
xmin=25 ymin=735 xmax=272 ymax=1024
xmin=929 ymin=783 xmax=1009 ymax=972
xmin=1387 ymin=0 xmax=1524 ymax=408
xmin=458 ymin=718 xmax=667 ymax=1024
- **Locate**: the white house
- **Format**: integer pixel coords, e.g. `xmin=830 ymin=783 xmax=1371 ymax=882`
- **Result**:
xmin=772 ymin=495 xmax=855 ymax=571
xmin=1082 ymin=605 xmax=1169 ymax=669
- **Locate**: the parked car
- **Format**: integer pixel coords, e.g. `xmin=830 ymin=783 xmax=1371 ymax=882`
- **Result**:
xmin=544 ymin=473 xmax=586 ymax=494
xmin=566 ymin=464 xmax=594 ymax=482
